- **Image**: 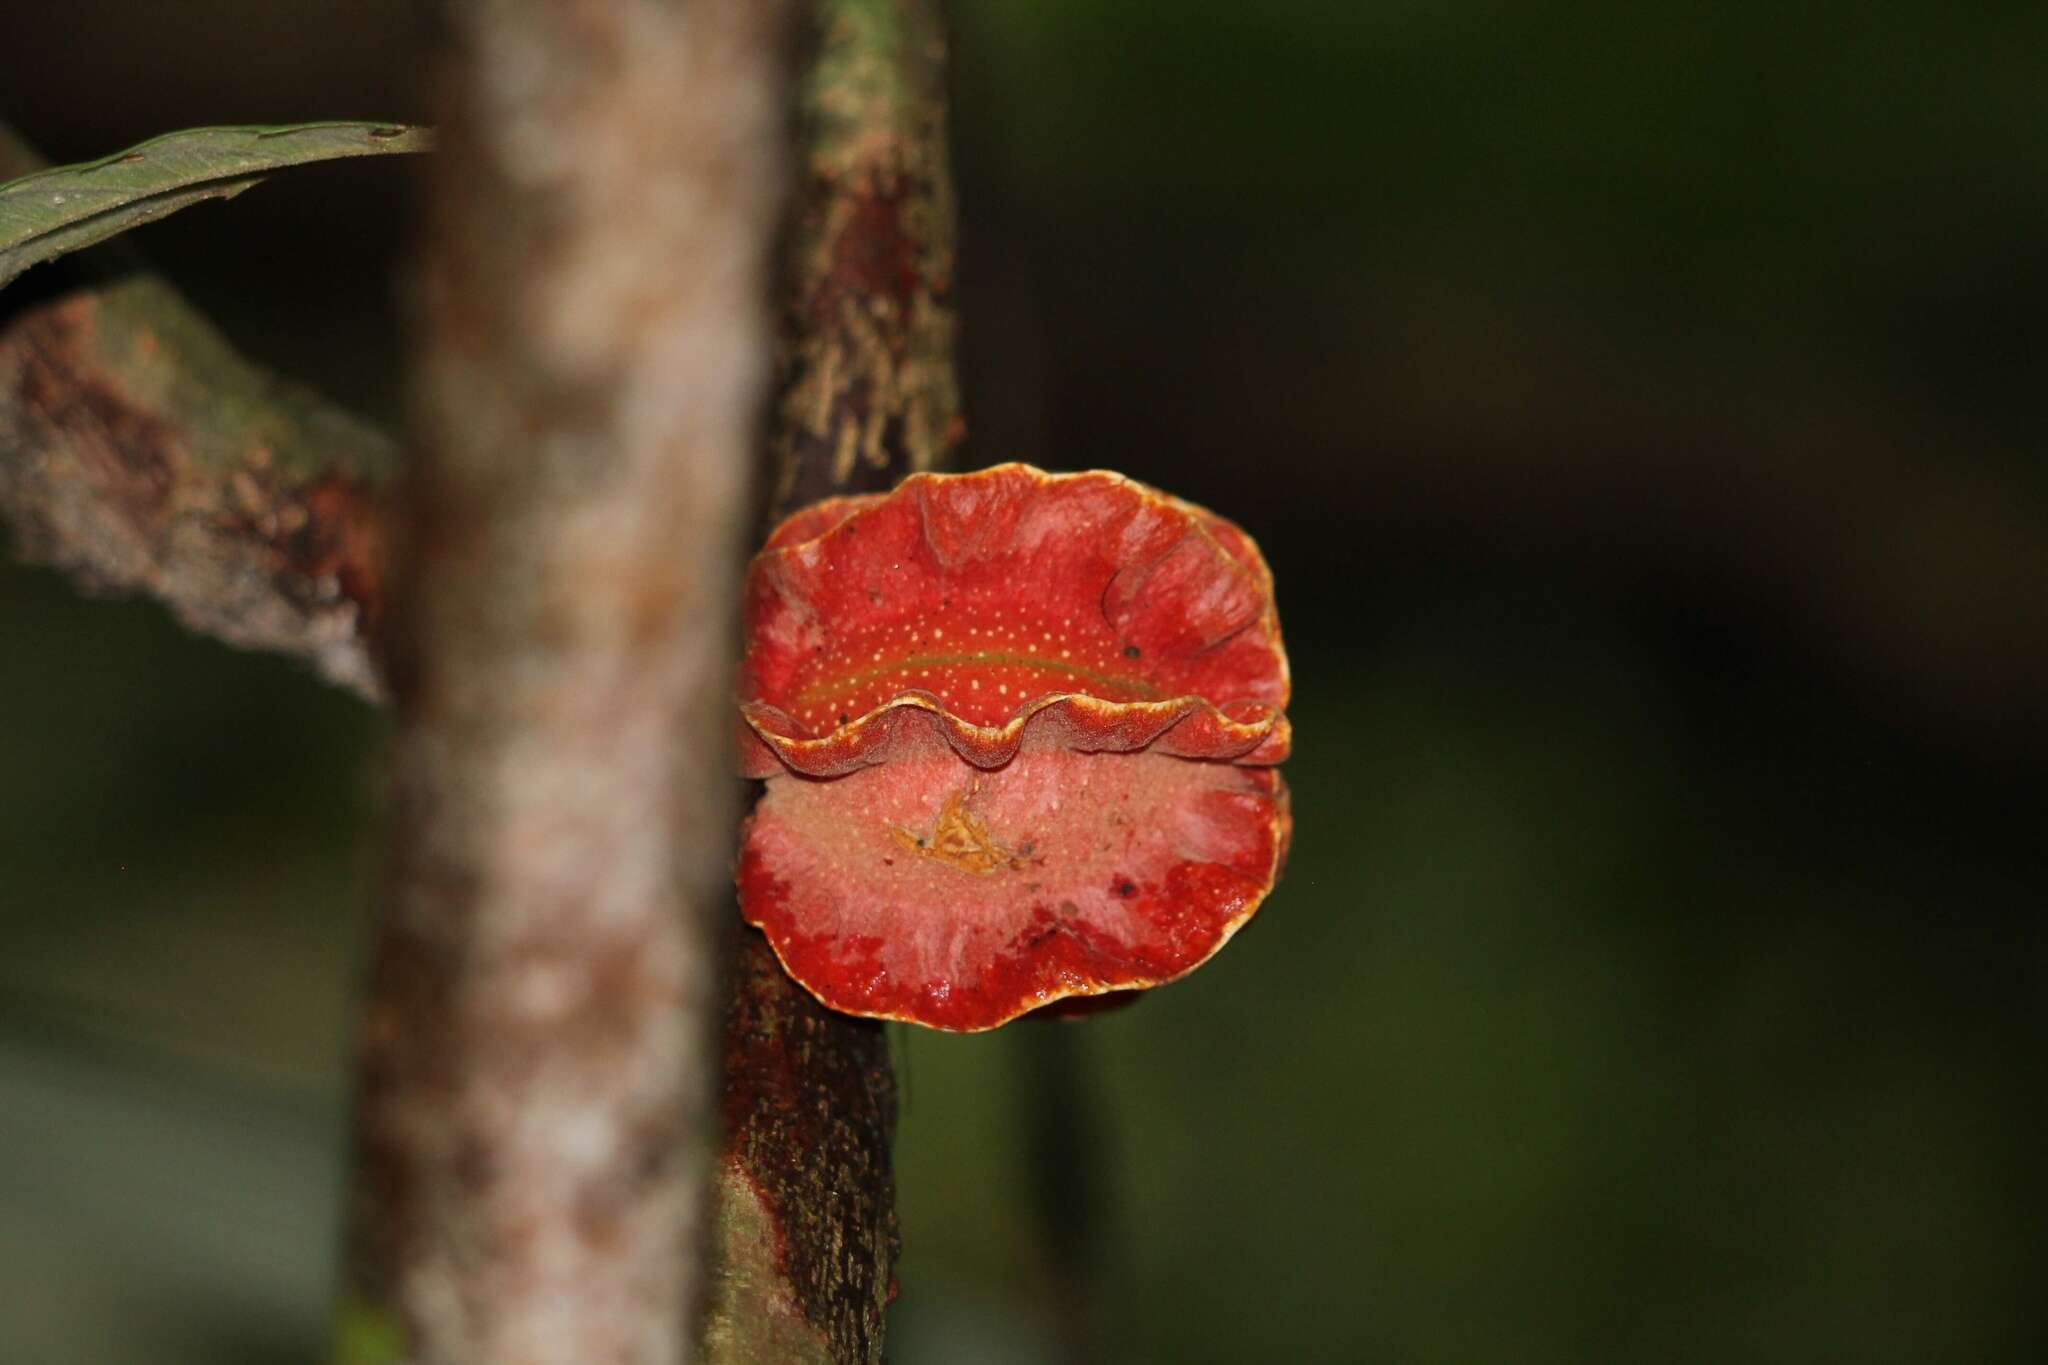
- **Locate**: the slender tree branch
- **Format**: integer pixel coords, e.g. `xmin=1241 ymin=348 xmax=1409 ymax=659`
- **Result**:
xmin=763 ymin=0 xmax=960 ymax=518
xmin=704 ymin=2 xmax=960 ymax=1361
xmin=0 ymin=123 xmax=392 ymax=700
xmin=338 ymin=1 xmax=793 ymax=1361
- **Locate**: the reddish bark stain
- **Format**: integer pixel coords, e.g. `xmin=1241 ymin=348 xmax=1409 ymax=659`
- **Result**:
xmin=290 ymin=475 xmax=391 ymax=629
xmin=824 ymin=181 xmax=922 ymax=312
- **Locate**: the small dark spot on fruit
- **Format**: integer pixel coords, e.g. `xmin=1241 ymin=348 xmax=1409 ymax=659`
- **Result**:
xmin=839 ymin=713 xmax=849 ymax=724
xmin=1057 ymin=900 xmax=1083 ymax=919
xmin=1115 ymin=880 xmax=1137 ymax=898
xmin=1123 ymin=644 xmax=1141 ymax=658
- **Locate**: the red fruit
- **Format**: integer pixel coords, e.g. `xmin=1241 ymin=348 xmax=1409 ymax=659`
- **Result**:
xmin=737 ymin=464 xmax=1291 ymax=1031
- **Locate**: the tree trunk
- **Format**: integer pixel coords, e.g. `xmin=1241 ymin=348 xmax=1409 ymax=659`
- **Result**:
xmin=338 ymin=1 xmax=793 ymax=1361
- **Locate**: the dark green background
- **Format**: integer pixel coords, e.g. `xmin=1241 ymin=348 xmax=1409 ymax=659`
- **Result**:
xmin=2 ymin=2 xmax=2042 ymax=1361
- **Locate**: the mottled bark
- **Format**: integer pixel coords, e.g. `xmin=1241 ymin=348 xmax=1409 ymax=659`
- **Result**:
xmin=0 ymin=124 xmax=392 ymax=700
xmin=701 ymin=3 xmax=959 ymax=1362
xmin=340 ymin=1 xmax=792 ymax=1363
xmin=763 ymin=0 xmax=961 ymax=517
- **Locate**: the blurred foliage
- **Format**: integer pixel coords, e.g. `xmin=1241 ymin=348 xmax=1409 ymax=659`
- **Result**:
xmin=1 ymin=1 xmax=2042 ymax=1362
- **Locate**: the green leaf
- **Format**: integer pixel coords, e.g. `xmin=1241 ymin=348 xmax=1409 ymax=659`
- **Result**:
xmin=0 ymin=121 xmax=433 ymax=291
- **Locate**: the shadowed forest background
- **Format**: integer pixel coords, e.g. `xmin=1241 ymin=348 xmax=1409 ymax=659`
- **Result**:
xmin=2 ymin=2 xmax=2043 ymax=1362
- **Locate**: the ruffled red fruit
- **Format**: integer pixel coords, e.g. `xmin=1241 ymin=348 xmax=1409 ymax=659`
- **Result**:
xmin=737 ymin=464 xmax=1291 ymax=1031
